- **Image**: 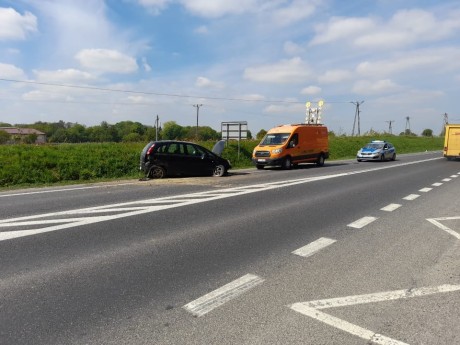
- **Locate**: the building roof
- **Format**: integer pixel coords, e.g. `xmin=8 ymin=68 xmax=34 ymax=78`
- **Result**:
xmin=0 ymin=127 xmax=46 ymax=135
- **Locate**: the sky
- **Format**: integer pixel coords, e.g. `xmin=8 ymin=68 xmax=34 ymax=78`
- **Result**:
xmin=1 ymin=0 xmax=460 ymax=136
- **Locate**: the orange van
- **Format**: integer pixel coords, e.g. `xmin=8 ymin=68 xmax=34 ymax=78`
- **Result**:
xmin=252 ymin=123 xmax=329 ymax=169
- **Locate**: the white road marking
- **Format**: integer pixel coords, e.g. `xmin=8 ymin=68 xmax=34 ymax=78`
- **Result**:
xmin=380 ymin=204 xmax=401 ymax=212
xmin=347 ymin=216 xmax=378 ymax=229
xmin=0 ymin=183 xmax=137 ymax=198
xmin=183 ymin=274 xmax=264 ymax=317
xmin=290 ymin=284 xmax=460 ymax=345
xmin=292 ymin=237 xmax=337 ymax=258
xmin=403 ymin=194 xmax=419 ymax=201
xmin=442 ymin=178 xmax=451 ymax=182
xmin=0 ymin=157 xmax=443 ymax=242
xmin=432 ymin=182 xmax=443 ymax=187
xmin=419 ymin=187 xmax=432 ymax=192
xmin=451 ymin=175 xmax=458 ymax=178
xmin=427 ymin=217 xmax=460 ymax=240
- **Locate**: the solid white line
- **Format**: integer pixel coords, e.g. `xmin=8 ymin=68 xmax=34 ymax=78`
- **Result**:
xmin=290 ymin=304 xmax=409 ymax=345
xmin=292 ymin=237 xmax=337 ymax=258
xmin=183 ymin=274 xmax=264 ymax=317
xmin=403 ymin=194 xmax=419 ymax=200
xmin=290 ymin=284 xmax=460 ymax=345
xmin=432 ymin=182 xmax=443 ymax=187
xmin=442 ymin=178 xmax=451 ymax=182
xmin=427 ymin=218 xmax=460 ymax=240
xmin=419 ymin=187 xmax=432 ymax=192
xmin=303 ymin=284 xmax=460 ymax=309
xmin=380 ymin=204 xmax=401 ymax=212
xmin=347 ymin=216 xmax=377 ymax=229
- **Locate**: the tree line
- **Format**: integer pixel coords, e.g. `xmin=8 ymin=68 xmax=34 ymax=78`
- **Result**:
xmin=0 ymin=120 xmax=255 ymax=144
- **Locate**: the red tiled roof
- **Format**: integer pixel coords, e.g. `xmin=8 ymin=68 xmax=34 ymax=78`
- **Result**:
xmin=0 ymin=127 xmax=45 ymax=135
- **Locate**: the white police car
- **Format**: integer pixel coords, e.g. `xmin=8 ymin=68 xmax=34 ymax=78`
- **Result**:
xmin=357 ymin=140 xmax=396 ymax=162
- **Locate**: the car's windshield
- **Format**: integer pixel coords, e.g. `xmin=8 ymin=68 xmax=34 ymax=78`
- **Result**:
xmin=364 ymin=143 xmax=384 ymax=149
xmin=260 ymin=133 xmax=290 ymax=145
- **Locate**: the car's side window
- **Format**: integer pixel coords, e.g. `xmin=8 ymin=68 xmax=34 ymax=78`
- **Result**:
xmin=193 ymin=145 xmax=206 ymax=156
xmin=156 ymin=144 xmax=167 ymax=153
xmin=184 ymin=144 xmax=200 ymax=156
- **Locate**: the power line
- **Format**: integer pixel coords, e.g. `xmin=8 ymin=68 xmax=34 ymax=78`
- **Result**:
xmin=0 ymin=78 xmax=349 ymax=105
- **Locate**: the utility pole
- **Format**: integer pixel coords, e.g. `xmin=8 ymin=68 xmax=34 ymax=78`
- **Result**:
xmin=193 ymin=104 xmax=203 ymax=139
xmin=351 ymin=101 xmax=364 ymax=136
xmin=443 ymin=113 xmax=449 ymax=126
xmin=405 ymin=116 xmax=411 ymax=134
xmin=155 ymin=114 xmax=159 ymax=141
xmin=386 ymin=120 xmax=394 ymax=134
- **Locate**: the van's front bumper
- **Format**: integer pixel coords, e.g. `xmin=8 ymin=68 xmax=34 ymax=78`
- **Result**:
xmin=252 ymin=157 xmax=284 ymax=166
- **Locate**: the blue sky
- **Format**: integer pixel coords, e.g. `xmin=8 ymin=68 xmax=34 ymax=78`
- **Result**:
xmin=1 ymin=0 xmax=459 ymax=136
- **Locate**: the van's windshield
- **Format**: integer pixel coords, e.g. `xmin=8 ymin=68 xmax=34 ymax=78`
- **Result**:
xmin=260 ymin=133 xmax=290 ymax=145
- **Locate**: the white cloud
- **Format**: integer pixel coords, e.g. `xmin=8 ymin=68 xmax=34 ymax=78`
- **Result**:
xmin=271 ymin=0 xmax=317 ymax=26
xmin=75 ymin=49 xmax=138 ymax=74
xmin=244 ymin=57 xmax=313 ymax=84
xmin=142 ymin=57 xmax=152 ymax=72
xmin=179 ymin=0 xmax=260 ymax=18
xmin=195 ymin=76 xmax=225 ymax=89
xmin=310 ymin=17 xmax=375 ymax=46
xmin=194 ymin=25 xmax=209 ymax=34
xmin=0 ymin=63 xmax=27 ymax=79
xmin=318 ymin=69 xmax=352 ymax=84
xmin=0 ymin=7 xmax=37 ymax=40
xmin=301 ymin=85 xmax=321 ymax=95
xmin=284 ymin=41 xmax=305 ymax=56
xmin=352 ymin=79 xmax=400 ymax=95
xmin=33 ymin=69 xmax=97 ymax=84
xmin=240 ymin=93 xmax=266 ymax=101
xmin=137 ymin=0 xmax=171 ymax=15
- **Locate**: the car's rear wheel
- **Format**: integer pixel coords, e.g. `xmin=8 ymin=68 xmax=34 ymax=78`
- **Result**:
xmin=256 ymin=164 xmax=264 ymax=170
xmin=283 ymin=157 xmax=292 ymax=170
xmin=149 ymin=166 xmax=166 ymax=179
xmin=213 ymin=164 xmax=226 ymax=177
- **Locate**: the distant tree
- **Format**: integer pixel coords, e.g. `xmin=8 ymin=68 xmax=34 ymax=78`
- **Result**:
xmin=399 ymin=129 xmax=417 ymax=136
xmin=0 ymin=130 xmax=10 ymax=144
xmin=256 ymin=129 xmax=267 ymax=140
xmin=246 ymin=130 xmax=252 ymax=139
xmin=0 ymin=122 xmax=12 ymax=127
xmin=23 ymin=133 xmax=38 ymax=144
xmin=162 ymin=121 xmax=185 ymax=140
xmin=198 ymin=126 xmax=220 ymax=141
xmin=87 ymin=125 xmax=114 ymax=142
xmin=122 ymin=132 xmax=142 ymax=142
xmin=421 ymin=128 xmax=433 ymax=137
xmin=328 ymin=130 xmax=336 ymax=137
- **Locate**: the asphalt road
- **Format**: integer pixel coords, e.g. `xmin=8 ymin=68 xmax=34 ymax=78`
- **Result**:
xmin=1 ymin=152 xmax=459 ymax=345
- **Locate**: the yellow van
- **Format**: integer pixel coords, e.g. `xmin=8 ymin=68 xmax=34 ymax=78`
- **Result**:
xmin=443 ymin=124 xmax=460 ymax=160
xmin=252 ymin=123 xmax=329 ymax=169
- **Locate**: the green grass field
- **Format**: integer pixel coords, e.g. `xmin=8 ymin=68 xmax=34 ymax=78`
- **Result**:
xmin=0 ymin=135 xmax=443 ymax=189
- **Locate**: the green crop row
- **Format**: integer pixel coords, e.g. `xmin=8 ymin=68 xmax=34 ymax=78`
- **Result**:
xmin=0 ymin=136 xmax=443 ymax=189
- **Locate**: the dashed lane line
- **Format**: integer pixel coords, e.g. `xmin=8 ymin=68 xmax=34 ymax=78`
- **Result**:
xmin=432 ymin=182 xmax=443 ymax=187
xmin=403 ymin=194 xmax=420 ymax=201
xmin=292 ymin=237 xmax=337 ymax=258
xmin=380 ymin=203 xmax=402 ymax=212
xmin=419 ymin=187 xmax=432 ymax=193
xmin=183 ymin=274 xmax=264 ymax=317
xmin=347 ymin=216 xmax=378 ymax=229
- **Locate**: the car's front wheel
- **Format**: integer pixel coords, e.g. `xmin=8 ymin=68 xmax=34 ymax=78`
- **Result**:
xmin=282 ymin=157 xmax=292 ymax=170
xmin=380 ymin=154 xmax=385 ymax=161
xmin=391 ymin=153 xmax=396 ymax=161
xmin=149 ymin=166 xmax=166 ymax=179
xmin=213 ymin=164 xmax=226 ymax=177
xmin=256 ymin=164 xmax=264 ymax=170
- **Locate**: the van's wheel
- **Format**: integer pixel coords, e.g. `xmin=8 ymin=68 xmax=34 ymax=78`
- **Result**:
xmin=256 ymin=164 xmax=264 ymax=170
xmin=391 ymin=153 xmax=396 ymax=161
xmin=316 ymin=154 xmax=325 ymax=167
xmin=283 ymin=157 xmax=292 ymax=170
xmin=213 ymin=164 xmax=226 ymax=177
xmin=149 ymin=166 xmax=166 ymax=179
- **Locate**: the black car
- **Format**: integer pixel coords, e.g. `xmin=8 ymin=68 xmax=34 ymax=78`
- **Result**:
xmin=140 ymin=140 xmax=231 ymax=178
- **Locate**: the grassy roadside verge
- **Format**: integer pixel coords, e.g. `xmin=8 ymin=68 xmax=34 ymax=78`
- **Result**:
xmin=0 ymin=136 xmax=443 ymax=189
